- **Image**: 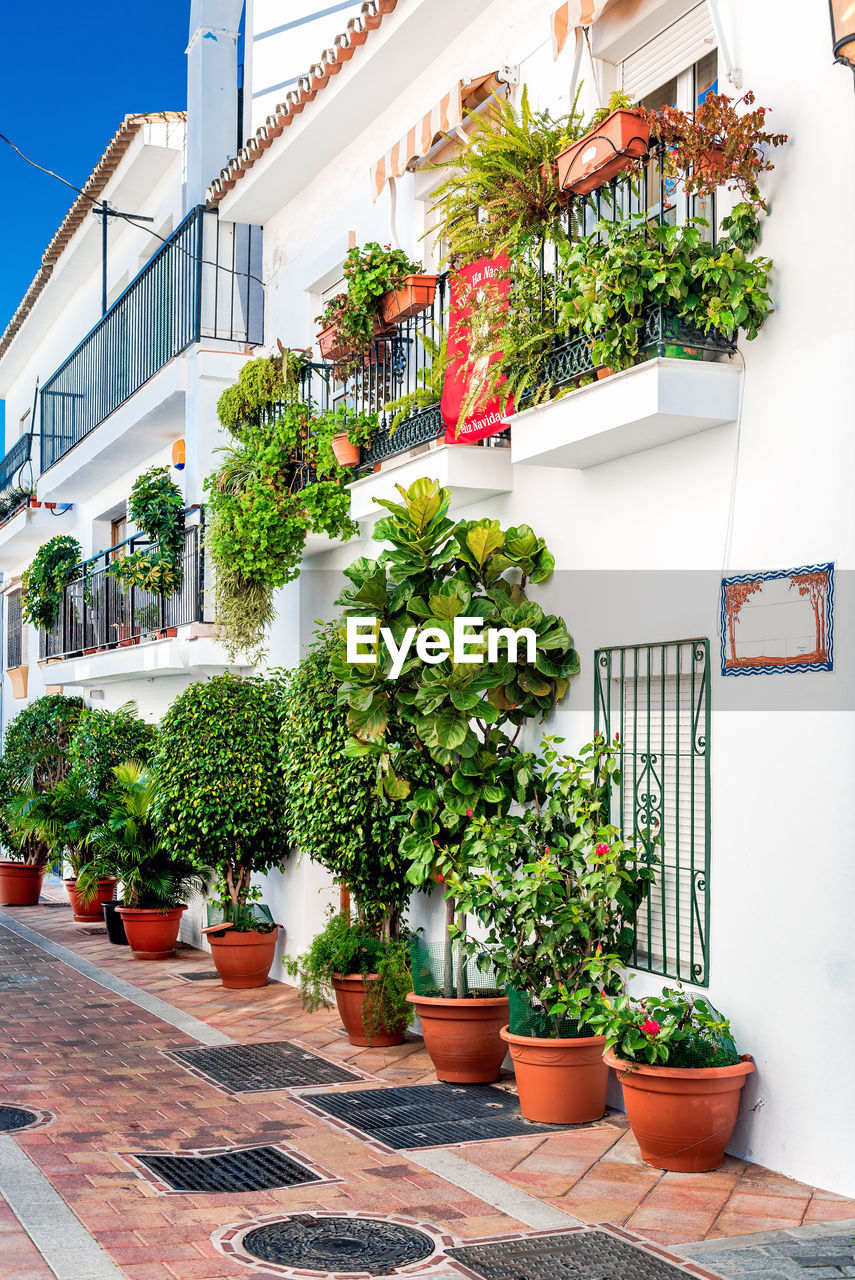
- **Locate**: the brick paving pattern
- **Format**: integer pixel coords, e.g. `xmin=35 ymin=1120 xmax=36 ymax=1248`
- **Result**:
xmin=0 ymin=896 xmax=853 ymax=1279
xmin=683 ymin=1233 xmax=855 ymax=1278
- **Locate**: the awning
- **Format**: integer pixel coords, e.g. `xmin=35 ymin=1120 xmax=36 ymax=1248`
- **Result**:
xmin=550 ymin=1 xmax=614 ymax=58
xmin=370 ymin=72 xmax=502 ymax=201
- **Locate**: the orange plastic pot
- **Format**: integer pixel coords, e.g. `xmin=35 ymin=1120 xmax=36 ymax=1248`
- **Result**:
xmin=605 ymin=1049 xmax=755 ymax=1172
xmin=501 ymin=1027 xmax=608 ymax=1123
xmin=65 ymin=877 xmax=117 ymax=922
xmin=117 ymin=905 xmax=186 ymax=959
xmin=381 ymin=274 xmax=439 ymax=325
xmin=331 ymin=433 xmax=361 ymax=467
xmin=406 ymin=993 xmax=509 ymax=1082
xmin=332 ymin=974 xmax=406 ymax=1047
xmin=0 ymin=861 xmax=45 ymax=906
xmin=205 ymin=925 xmax=281 ymax=989
xmin=556 ymin=109 xmax=650 ymax=196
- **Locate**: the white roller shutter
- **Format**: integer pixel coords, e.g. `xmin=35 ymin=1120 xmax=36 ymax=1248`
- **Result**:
xmin=621 ymin=3 xmax=716 ymax=101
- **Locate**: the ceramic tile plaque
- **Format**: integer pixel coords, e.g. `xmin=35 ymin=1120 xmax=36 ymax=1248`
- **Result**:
xmin=720 ymin=563 xmax=834 ymax=676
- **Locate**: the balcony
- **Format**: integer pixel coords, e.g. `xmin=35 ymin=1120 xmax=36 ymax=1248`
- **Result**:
xmin=38 ymin=207 xmax=263 ymax=487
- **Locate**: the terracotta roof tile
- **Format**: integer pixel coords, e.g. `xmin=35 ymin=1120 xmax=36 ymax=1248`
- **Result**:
xmin=0 ymin=111 xmax=185 ymax=364
xmin=206 ymin=0 xmax=398 ymax=205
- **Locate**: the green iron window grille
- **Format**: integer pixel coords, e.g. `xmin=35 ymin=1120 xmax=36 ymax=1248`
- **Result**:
xmin=594 ymin=638 xmax=711 ymax=986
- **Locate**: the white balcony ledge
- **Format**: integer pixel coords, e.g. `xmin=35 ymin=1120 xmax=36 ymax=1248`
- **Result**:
xmin=37 ymin=623 xmax=252 ymax=686
xmin=0 ymin=502 xmax=74 ymax=568
xmin=510 ymin=357 xmax=742 ymax=470
xmin=349 ymin=442 xmax=513 ymax=526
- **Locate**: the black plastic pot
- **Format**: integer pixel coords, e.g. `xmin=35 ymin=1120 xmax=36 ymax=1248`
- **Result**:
xmin=103 ymin=899 xmax=129 ymax=946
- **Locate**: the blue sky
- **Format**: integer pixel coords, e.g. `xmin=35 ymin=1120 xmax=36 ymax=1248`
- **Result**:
xmin=0 ymin=2 xmax=191 ymax=346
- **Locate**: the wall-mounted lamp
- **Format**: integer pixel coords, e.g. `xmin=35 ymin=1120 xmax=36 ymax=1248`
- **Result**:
xmin=829 ymin=0 xmax=855 ymax=82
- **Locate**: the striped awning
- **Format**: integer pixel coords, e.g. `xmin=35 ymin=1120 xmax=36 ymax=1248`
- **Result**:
xmin=371 ymin=73 xmax=501 ymax=201
xmin=550 ymin=1 xmax=615 ymax=58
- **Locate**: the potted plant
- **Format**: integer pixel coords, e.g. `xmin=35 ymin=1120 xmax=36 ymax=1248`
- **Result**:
xmin=593 ymin=985 xmax=755 ymax=1172
xmin=152 ymin=673 xmax=290 ymax=987
xmin=555 ymin=92 xmax=650 ymax=196
xmin=79 ymin=763 xmax=211 ymax=959
xmin=281 ymin=624 xmax=415 ymax=1043
xmin=381 ymin=273 xmax=439 ymax=325
xmin=449 ymin=735 xmax=655 ymax=1123
xmin=333 ymin=480 xmax=579 ymax=1080
xmin=0 ymin=694 xmax=84 ymax=905
xmin=310 ymin=406 xmax=379 ymax=469
xmin=315 ymin=243 xmax=422 ymax=371
xmin=638 ymin=90 xmax=787 ymax=211
xmin=21 ymin=534 xmax=81 ymax=632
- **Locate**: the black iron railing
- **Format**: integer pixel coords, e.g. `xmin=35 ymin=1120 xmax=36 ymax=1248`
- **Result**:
xmin=0 ymin=434 xmax=33 ymax=498
xmin=39 ymin=520 xmax=205 ymax=661
xmin=40 ymin=208 xmax=263 ymax=472
xmin=6 ymin=589 xmax=22 ymax=669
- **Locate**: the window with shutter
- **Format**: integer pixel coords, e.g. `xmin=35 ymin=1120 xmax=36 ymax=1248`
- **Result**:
xmin=595 ymin=638 xmax=710 ymax=986
xmin=621 ymin=3 xmax=716 ymax=102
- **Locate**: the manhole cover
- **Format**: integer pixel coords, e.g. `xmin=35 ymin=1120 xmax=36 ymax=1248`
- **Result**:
xmin=242 ymin=1215 xmax=434 ymax=1273
xmin=82 ymin=927 xmax=107 ymax=936
xmin=176 ymin=969 xmax=220 ymax=981
xmin=304 ymin=1083 xmax=587 ymax=1149
xmin=0 ymin=1106 xmax=38 ymax=1132
xmin=170 ymin=1042 xmax=359 ymax=1092
xmin=39 ymin=901 xmax=70 ymax=908
xmin=135 ymin=1144 xmax=321 ymax=1192
xmin=449 ymin=1229 xmax=699 ymax=1279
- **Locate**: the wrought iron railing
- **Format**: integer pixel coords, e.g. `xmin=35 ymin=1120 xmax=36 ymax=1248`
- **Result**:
xmin=0 ymin=434 xmax=33 ymax=498
xmin=6 ymin=589 xmax=22 ymax=670
xmin=39 ymin=520 xmax=205 ymax=661
xmin=40 ymin=208 xmax=263 ymax=472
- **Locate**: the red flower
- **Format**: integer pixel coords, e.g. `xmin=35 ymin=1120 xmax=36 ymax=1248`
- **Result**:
xmin=437 ymin=873 xmax=445 ymax=883
xmin=641 ymin=1019 xmax=661 ymax=1037
xmin=595 ymin=842 xmax=609 ymax=858
xmin=466 ymin=808 xmax=473 ymax=818
xmin=544 ymin=846 xmax=550 ymax=855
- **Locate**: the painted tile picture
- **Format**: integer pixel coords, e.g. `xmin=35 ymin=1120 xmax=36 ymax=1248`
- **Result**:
xmin=720 ymin=563 xmax=834 ymax=676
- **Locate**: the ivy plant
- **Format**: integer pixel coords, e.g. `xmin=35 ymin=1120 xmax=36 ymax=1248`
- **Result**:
xmin=21 ymin=534 xmax=81 ymax=630
xmin=447 ymin=735 xmax=655 ymax=1034
xmin=108 ymin=467 xmax=185 ymax=596
xmin=152 ymin=673 xmax=290 ymax=920
xmin=332 ymin=479 xmax=579 ymax=996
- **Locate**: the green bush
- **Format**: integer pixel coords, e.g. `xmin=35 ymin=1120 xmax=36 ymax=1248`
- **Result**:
xmin=68 ymin=703 xmax=157 ymax=804
xmin=0 ymin=694 xmax=84 ymax=864
xmin=280 ymin=625 xmax=412 ymax=938
xmin=21 ymin=535 xmax=81 ymax=630
xmin=152 ymin=674 xmax=289 ymax=918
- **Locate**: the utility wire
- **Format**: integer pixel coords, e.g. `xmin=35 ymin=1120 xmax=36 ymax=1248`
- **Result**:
xmin=0 ymin=130 xmax=265 ymax=290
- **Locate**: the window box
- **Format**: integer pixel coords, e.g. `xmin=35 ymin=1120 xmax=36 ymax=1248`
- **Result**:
xmin=555 ymin=109 xmax=650 ymax=196
xmin=381 ymin=273 xmax=440 ymax=325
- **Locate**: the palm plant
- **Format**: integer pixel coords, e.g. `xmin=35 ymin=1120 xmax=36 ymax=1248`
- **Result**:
xmin=3 ymin=777 xmax=100 ymax=883
xmin=78 ymin=762 xmax=211 ymax=910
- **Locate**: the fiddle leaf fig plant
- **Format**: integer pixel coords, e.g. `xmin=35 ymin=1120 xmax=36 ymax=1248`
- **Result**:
xmin=332 ymin=479 xmax=579 ymax=997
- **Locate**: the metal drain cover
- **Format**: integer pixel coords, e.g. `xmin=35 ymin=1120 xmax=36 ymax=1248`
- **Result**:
xmin=82 ymin=927 xmax=107 ymax=936
xmin=242 ymin=1216 xmax=434 ymax=1273
xmin=171 ymin=1041 xmax=360 ymax=1092
xmin=177 ymin=969 xmax=221 ymax=981
xmin=305 ymin=1083 xmax=582 ymax=1149
xmin=135 ymin=1145 xmax=320 ymax=1192
xmin=39 ymin=901 xmax=70 ymax=908
xmin=0 ymin=1106 xmax=37 ymax=1132
xmin=449 ymin=1229 xmax=699 ymax=1279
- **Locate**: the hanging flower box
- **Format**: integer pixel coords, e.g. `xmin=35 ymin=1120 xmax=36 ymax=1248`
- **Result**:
xmin=381 ymin=273 xmax=439 ymax=325
xmin=317 ymin=325 xmax=351 ymax=363
xmin=556 ymin=109 xmax=650 ymax=197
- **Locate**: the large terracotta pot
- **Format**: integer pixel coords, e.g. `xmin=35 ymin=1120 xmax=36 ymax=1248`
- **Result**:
xmin=501 ymin=1027 xmax=608 ymax=1123
xmin=332 ymin=973 xmax=406 ymax=1047
xmin=205 ymin=925 xmax=281 ymax=989
xmin=556 ymin=109 xmax=650 ymax=196
xmin=117 ymin=905 xmax=186 ymax=959
xmin=331 ymin=433 xmax=361 ymax=467
xmin=0 ymin=861 xmax=45 ymax=906
xmin=65 ymin=878 xmax=118 ymax=922
xmin=605 ymin=1049 xmax=755 ymax=1172
xmin=407 ymin=993 xmax=509 ymax=1082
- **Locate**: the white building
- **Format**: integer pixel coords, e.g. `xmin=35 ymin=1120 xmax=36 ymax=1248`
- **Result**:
xmin=2 ymin=0 xmax=854 ymax=1196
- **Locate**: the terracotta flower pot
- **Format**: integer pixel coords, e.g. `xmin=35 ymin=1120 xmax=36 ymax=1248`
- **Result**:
xmin=331 ymin=433 xmax=361 ymax=467
xmin=332 ymin=973 xmax=407 ymax=1047
xmin=406 ymin=993 xmax=509 ymax=1082
xmin=204 ymin=924 xmax=281 ymax=989
xmin=501 ymin=1027 xmax=608 ymax=1124
xmin=117 ymin=905 xmax=186 ymax=959
xmin=596 ymin=365 xmax=615 ymax=380
xmin=381 ymin=274 xmax=439 ymax=325
xmin=556 ymin=109 xmax=651 ymax=196
xmin=65 ymin=877 xmax=118 ymax=922
xmin=0 ymin=861 xmax=45 ymax=906
xmin=605 ymin=1049 xmax=755 ymax=1172
xmin=317 ymin=325 xmax=350 ymax=363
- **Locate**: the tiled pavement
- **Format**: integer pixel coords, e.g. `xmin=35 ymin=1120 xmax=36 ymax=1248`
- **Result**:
xmin=1 ymin=895 xmax=853 ymax=1280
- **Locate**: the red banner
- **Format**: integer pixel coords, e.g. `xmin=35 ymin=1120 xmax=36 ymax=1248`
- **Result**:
xmin=441 ymin=254 xmax=513 ymax=443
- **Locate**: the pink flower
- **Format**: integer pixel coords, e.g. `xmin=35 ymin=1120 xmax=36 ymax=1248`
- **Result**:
xmin=595 ymin=842 xmax=609 ymax=858
xmin=466 ymin=809 xmax=473 ymax=818
xmin=544 ymin=846 xmax=550 ymax=855
xmin=437 ymin=873 xmax=445 ymax=883
xmin=641 ymin=1019 xmax=661 ymax=1037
